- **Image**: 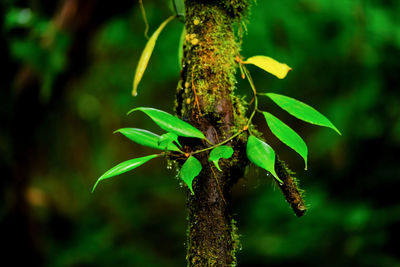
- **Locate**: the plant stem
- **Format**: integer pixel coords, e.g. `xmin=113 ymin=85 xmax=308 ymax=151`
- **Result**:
xmin=138 ymin=0 xmax=149 ymax=39
xmin=243 ymin=66 xmax=258 ymax=134
xmin=193 ymin=130 xmax=244 ymax=155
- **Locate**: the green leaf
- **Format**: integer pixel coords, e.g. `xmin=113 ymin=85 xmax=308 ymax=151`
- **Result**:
xmin=132 ymin=15 xmax=175 ymax=96
xmin=158 ymin=132 xmax=182 ymax=149
xmin=173 ymin=0 xmax=185 ymax=20
xmin=180 ymin=156 xmax=202 ymax=194
xmin=263 ymin=112 xmax=308 ymax=170
xmin=208 ymin=146 xmax=234 ymax=172
xmin=264 ymin=93 xmax=341 ymax=135
xmin=246 ymin=136 xmax=282 ymax=183
xmin=92 ymin=154 xmax=159 ymax=192
xmin=114 ymin=128 xmax=180 ymax=152
xmin=127 ymin=107 xmax=206 ymax=139
xmin=178 ymin=26 xmax=185 ymax=68
xmin=244 ymin=55 xmax=292 ymax=79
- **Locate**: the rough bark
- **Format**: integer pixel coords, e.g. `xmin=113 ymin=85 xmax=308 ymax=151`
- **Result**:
xmin=175 ymin=1 xmax=306 ymax=265
xmin=175 ymin=1 xmax=249 ymax=266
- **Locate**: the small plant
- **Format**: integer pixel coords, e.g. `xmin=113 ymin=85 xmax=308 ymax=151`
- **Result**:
xmin=92 ymin=11 xmax=340 ymax=194
xmin=93 ymin=1 xmax=341 ymax=265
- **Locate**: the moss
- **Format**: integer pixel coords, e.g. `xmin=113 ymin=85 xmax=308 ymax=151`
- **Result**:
xmin=223 ymin=0 xmax=251 ymax=18
xmin=230 ymin=95 xmax=249 ymax=135
xmin=276 ymin=159 xmax=307 ymax=217
xmin=230 ymin=218 xmax=240 ymax=266
xmin=180 ymin=1 xmax=241 ymax=119
xmin=180 ymin=1 xmax=251 ymax=266
xmin=177 ymin=0 xmax=307 ymax=265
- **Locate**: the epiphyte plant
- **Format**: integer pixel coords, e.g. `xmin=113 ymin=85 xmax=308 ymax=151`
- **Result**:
xmin=93 ymin=83 xmax=340 ymax=192
xmin=93 ymin=0 xmax=341 ymax=265
xmin=92 ymin=15 xmax=340 ymax=193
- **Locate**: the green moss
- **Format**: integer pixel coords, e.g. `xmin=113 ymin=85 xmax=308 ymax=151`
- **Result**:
xmin=223 ymin=0 xmax=251 ymax=18
xmin=180 ymin=2 xmax=242 ymax=119
xmin=181 ymin=1 xmax=251 ymax=266
xmin=230 ymin=218 xmax=240 ymax=267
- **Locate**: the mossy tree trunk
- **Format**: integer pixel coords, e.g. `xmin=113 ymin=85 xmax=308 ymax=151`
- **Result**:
xmin=175 ymin=1 xmax=250 ymax=266
xmin=175 ymin=1 xmax=305 ymax=265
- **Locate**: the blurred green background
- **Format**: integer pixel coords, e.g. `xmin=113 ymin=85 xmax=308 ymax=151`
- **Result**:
xmin=1 ymin=0 xmax=400 ymax=266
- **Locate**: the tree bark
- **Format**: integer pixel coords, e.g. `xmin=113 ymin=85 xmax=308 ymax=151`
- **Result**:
xmin=175 ymin=1 xmax=306 ymax=265
xmin=176 ymin=1 xmax=249 ymax=266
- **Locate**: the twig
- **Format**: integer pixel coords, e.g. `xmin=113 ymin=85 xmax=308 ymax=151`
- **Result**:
xmin=192 ymin=129 xmax=244 ymax=155
xmin=139 ymin=0 xmax=149 ymax=39
xmin=275 ymin=158 xmax=307 ymax=217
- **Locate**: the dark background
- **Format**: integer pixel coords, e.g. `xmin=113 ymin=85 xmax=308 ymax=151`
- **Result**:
xmin=1 ymin=0 xmax=400 ymax=266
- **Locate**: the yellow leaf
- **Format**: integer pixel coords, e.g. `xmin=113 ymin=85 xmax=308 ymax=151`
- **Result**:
xmin=132 ymin=15 xmax=175 ymax=96
xmin=244 ymin=55 xmax=292 ymax=79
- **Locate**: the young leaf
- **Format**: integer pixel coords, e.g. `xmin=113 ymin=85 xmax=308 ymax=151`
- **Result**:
xmin=159 ymin=132 xmax=182 ymax=149
xmin=180 ymin=156 xmax=202 ymax=194
xmin=244 ymin=55 xmax=292 ymax=79
xmin=208 ymin=146 xmax=234 ymax=172
xmin=246 ymin=136 xmax=282 ymax=183
xmin=127 ymin=107 xmax=206 ymax=140
xmin=114 ymin=128 xmax=180 ymax=152
xmin=92 ymin=154 xmax=159 ymax=192
xmin=264 ymin=93 xmax=341 ymax=135
xmin=132 ymin=15 xmax=175 ymax=96
xmin=263 ymin=112 xmax=308 ymax=170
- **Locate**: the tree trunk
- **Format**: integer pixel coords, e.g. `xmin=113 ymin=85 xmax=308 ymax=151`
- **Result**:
xmin=175 ymin=1 xmax=250 ymax=266
xmin=175 ymin=1 xmax=306 ymax=265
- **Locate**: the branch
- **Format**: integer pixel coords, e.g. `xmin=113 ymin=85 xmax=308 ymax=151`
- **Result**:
xmin=275 ymin=158 xmax=307 ymax=217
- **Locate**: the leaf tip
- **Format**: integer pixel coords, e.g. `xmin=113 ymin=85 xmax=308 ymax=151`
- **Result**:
xmin=275 ymin=64 xmax=292 ymax=79
xmin=91 ymin=180 xmax=100 ymax=193
xmin=205 ymin=137 xmax=214 ymax=145
xmin=272 ymin=172 xmax=283 ymax=184
xmin=132 ymin=77 xmax=138 ymax=97
xmin=126 ymin=108 xmax=138 ymax=115
xmin=188 ymin=186 xmax=195 ymax=195
xmin=213 ymin=160 xmax=222 ymax=172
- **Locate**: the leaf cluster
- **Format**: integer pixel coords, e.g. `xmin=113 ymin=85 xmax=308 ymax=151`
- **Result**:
xmin=94 ymin=5 xmax=341 ymax=195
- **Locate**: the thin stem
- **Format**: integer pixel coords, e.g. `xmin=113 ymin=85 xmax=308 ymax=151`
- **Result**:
xmin=238 ymin=60 xmax=246 ymax=79
xmin=163 ymin=145 xmax=185 ymax=155
xmin=205 ymin=138 xmax=214 ymax=146
xmin=175 ymin=149 xmax=186 ymax=155
xmin=211 ymin=167 xmax=227 ymax=205
xmin=139 ymin=0 xmax=149 ymax=39
xmin=243 ymin=66 xmax=258 ymax=134
xmin=192 ymin=65 xmax=202 ymax=115
xmin=193 ymin=130 xmax=244 ymax=155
